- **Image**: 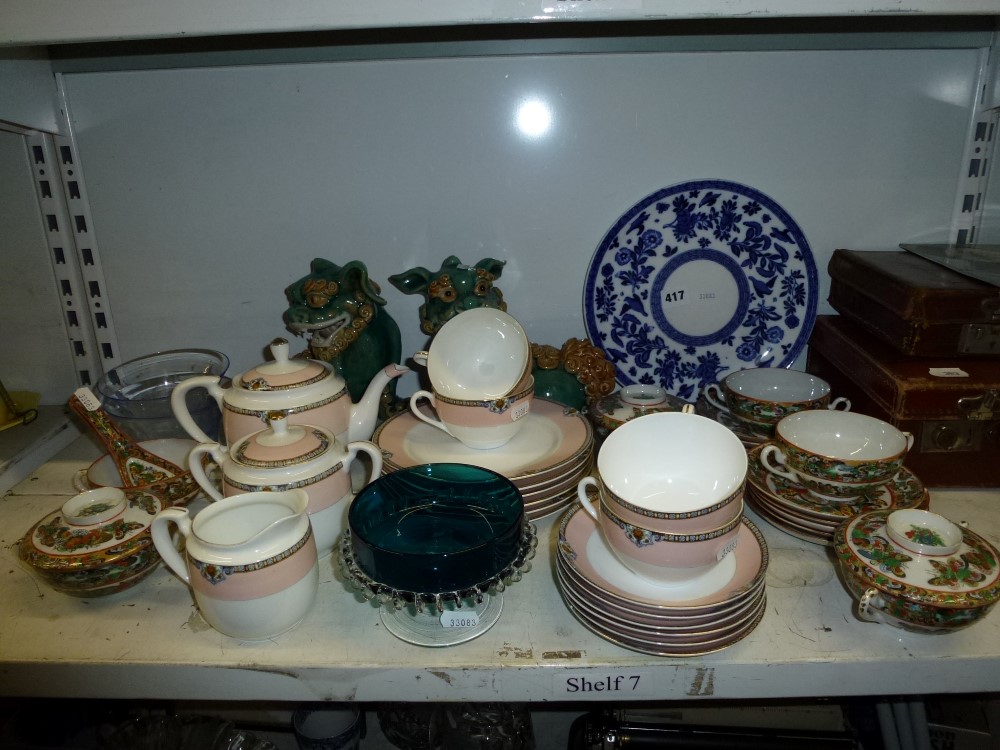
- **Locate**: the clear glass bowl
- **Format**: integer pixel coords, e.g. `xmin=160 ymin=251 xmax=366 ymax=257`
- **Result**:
xmin=96 ymin=349 xmax=229 ymax=441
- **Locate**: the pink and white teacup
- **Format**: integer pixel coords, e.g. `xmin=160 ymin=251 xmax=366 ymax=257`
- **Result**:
xmin=409 ymin=374 xmax=533 ymax=450
xmin=576 ymin=410 xmax=747 ymax=584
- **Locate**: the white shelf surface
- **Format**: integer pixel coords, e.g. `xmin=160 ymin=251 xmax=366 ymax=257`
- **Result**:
xmin=2 ymin=435 xmax=999 ymax=704
xmin=2 ymin=1 xmax=1000 ymax=47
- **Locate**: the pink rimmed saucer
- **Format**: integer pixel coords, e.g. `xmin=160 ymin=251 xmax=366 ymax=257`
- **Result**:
xmin=561 ymin=591 xmax=767 ymax=657
xmin=375 ymin=398 xmax=593 ymax=484
xmin=559 ymin=571 xmax=767 ymax=645
xmin=556 ymin=562 xmax=765 ymax=635
xmin=524 ymin=486 xmax=578 ymax=522
xmin=555 ymin=504 xmax=768 ymax=613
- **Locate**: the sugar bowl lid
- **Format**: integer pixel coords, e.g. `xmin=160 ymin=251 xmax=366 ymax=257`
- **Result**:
xmin=231 ymin=413 xmax=334 ymax=469
xmin=19 ymin=486 xmax=164 ymax=573
xmin=834 ymin=509 xmax=1000 ymax=610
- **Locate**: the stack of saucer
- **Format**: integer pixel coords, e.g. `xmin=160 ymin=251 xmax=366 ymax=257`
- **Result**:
xmin=695 ymin=395 xmax=767 ymax=450
xmin=372 ymin=398 xmax=594 ymax=521
xmin=745 ymin=444 xmax=929 ymax=545
xmin=555 ymin=505 xmax=769 ymax=657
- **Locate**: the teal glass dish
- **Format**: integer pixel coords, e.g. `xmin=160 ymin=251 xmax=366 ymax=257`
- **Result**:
xmin=348 ymin=463 xmax=525 ymax=594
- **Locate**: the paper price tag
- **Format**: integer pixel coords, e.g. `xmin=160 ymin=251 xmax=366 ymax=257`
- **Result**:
xmin=718 ymin=537 xmax=739 ymax=561
xmin=929 ymin=368 xmax=969 ymax=378
xmin=510 ymin=402 xmax=530 ymax=422
xmin=440 ymin=611 xmax=480 ymax=629
xmin=74 ymin=387 xmax=102 ymax=411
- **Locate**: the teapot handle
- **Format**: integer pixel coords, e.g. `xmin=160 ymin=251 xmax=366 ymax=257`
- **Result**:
xmin=170 ymin=375 xmax=226 ymax=445
xmin=187 ymin=442 xmax=228 ymax=502
xmin=150 ymin=507 xmax=193 ymax=585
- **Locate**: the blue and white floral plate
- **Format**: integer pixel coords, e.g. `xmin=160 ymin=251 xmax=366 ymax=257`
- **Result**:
xmin=583 ymin=179 xmax=818 ymax=401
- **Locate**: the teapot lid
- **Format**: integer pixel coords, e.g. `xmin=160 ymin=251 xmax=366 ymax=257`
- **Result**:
xmin=233 ymin=414 xmax=334 ymax=468
xmin=237 ymin=338 xmax=332 ymax=391
xmin=19 ymin=487 xmax=163 ymax=573
xmin=834 ymin=509 xmax=1000 ymax=610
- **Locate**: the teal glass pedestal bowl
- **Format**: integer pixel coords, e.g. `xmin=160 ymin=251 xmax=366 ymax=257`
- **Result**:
xmin=344 ymin=463 xmax=533 ymax=600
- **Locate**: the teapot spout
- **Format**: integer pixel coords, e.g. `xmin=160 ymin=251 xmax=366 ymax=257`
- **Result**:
xmin=348 ymin=363 xmax=409 ymax=442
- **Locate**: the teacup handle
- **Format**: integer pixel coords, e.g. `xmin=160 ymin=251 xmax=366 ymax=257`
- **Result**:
xmin=187 ymin=442 xmax=228 ymax=502
xmin=409 ymin=390 xmax=453 ymax=438
xmin=150 ymin=507 xmax=193 ymax=585
xmin=827 ymin=397 xmax=852 ymax=411
xmin=759 ymin=444 xmax=799 ymax=484
xmin=576 ymin=476 xmax=601 ymax=522
xmin=344 ymin=440 xmax=384 ymax=486
xmin=412 ymin=351 xmax=429 ymax=368
xmin=902 ymin=431 xmax=915 ymax=453
xmin=857 ymin=588 xmax=884 ymax=623
xmin=703 ymin=383 xmax=729 ymax=413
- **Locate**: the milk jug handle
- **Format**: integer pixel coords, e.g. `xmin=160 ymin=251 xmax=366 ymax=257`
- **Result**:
xmin=150 ymin=508 xmax=193 ymax=584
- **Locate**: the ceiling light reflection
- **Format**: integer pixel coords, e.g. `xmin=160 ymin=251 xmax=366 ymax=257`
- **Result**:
xmin=515 ymin=98 xmax=553 ymax=139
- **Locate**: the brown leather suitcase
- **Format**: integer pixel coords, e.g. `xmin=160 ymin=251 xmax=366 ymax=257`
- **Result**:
xmin=806 ymin=315 xmax=1000 ymax=488
xmin=827 ymin=249 xmax=1000 ymax=357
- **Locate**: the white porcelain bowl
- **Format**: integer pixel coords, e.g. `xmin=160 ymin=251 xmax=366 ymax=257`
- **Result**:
xmin=414 ymin=308 xmax=530 ymax=400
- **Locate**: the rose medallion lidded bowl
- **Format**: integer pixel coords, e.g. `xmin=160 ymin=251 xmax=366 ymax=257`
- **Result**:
xmin=18 ymin=486 xmax=166 ymax=596
xmin=834 ymin=508 xmax=1000 ymax=633
xmin=588 ymin=384 xmax=688 ymax=441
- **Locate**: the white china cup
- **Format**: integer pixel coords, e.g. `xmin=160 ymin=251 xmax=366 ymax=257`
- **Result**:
xmin=410 ymin=374 xmax=534 ymax=450
xmin=760 ymin=410 xmax=913 ymax=502
xmin=413 ymin=308 xmax=530 ymax=400
xmin=704 ymin=367 xmax=850 ymax=434
xmin=575 ymin=410 xmax=747 ymax=584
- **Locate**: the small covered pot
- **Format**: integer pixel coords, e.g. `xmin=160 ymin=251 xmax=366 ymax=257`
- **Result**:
xmin=188 ymin=414 xmax=383 ymax=558
xmin=834 ymin=509 xmax=1000 ymax=633
xmin=18 ymin=486 xmax=166 ymax=596
xmin=588 ymin=384 xmax=688 ymax=441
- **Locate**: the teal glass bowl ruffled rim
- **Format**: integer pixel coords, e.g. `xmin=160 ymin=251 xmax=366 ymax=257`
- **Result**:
xmin=343 ymin=463 xmax=537 ymax=608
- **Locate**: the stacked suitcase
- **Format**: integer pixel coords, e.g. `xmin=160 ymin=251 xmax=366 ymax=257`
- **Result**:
xmin=807 ymin=249 xmax=1000 ymax=487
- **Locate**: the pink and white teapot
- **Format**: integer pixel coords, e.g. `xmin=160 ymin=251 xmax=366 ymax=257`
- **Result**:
xmin=171 ymin=338 xmax=407 ymax=447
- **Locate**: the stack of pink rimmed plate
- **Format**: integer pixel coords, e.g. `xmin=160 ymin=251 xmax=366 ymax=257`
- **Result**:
xmin=372 ymin=398 xmax=594 ymax=521
xmin=744 ymin=444 xmax=929 ymax=546
xmin=554 ymin=504 xmax=769 ymax=657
